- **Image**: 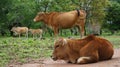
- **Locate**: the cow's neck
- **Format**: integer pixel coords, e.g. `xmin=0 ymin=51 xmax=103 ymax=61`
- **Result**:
xmin=42 ymin=18 xmax=48 ymax=25
xmin=67 ymin=39 xmax=88 ymax=51
xmin=42 ymin=14 xmax=51 ymax=25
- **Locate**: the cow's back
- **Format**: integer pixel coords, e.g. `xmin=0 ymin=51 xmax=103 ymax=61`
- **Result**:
xmin=54 ymin=11 xmax=79 ymax=28
xmin=34 ymin=29 xmax=42 ymax=34
xmin=17 ymin=27 xmax=28 ymax=33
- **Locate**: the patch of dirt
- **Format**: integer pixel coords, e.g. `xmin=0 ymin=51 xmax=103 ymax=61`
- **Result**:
xmin=7 ymin=49 xmax=120 ymax=67
xmin=7 ymin=58 xmax=44 ymax=67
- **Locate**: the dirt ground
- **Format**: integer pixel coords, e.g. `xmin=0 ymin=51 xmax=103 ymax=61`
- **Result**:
xmin=8 ymin=49 xmax=120 ymax=67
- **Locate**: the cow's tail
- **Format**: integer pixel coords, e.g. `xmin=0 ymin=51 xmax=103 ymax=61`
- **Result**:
xmin=76 ymin=9 xmax=80 ymax=16
xmin=77 ymin=9 xmax=86 ymax=19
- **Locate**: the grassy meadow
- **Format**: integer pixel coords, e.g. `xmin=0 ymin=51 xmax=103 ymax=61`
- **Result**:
xmin=0 ymin=35 xmax=120 ymax=67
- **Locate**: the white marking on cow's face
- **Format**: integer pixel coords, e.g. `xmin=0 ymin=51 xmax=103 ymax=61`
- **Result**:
xmin=33 ymin=19 xmax=36 ymax=22
xmin=77 ymin=57 xmax=90 ymax=64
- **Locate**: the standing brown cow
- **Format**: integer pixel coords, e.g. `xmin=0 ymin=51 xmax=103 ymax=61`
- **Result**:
xmin=33 ymin=10 xmax=86 ymax=38
xmin=52 ymin=35 xmax=114 ymax=64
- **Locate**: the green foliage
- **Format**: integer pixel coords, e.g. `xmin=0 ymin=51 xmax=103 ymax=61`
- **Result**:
xmin=7 ymin=0 xmax=36 ymax=27
xmin=107 ymin=1 xmax=120 ymax=22
xmin=110 ymin=0 xmax=120 ymax=3
xmin=35 ymin=0 xmax=77 ymax=12
xmin=85 ymin=0 xmax=108 ymax=24
xmin=0 ymin=0 xmax=12 ymax=29
xmin=102 ymin=0 xmax=120 ymax=33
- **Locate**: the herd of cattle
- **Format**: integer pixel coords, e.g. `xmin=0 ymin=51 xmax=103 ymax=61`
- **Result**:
xmin=32 ymin=10 xmax=113 ymax=64
xmin=11 ymin=27 xmax=43 ymax=38
xmin=10 ymin=10 xmax=114 ymax=64
xmin=11 ymin=9 xmax=86 ymax=38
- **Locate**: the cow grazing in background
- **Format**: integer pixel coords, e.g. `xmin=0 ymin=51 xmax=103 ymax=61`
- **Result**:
xmin=11 ymin=27 xmax=28 ymax=38
xmin=52 ymin=35 xmax=114 ymax=64
xmin=33 ymin=10 xmax=86 ymax=38
xmin=29 ymin=29 xmax=43 ymax=39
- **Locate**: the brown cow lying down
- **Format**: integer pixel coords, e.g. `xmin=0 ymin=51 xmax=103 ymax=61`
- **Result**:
xmin=52 ymin=35 xmax=114 ymax=64
xmin=29 ymin=29 xmax=43 ymax=39
xmin=11 ymin=27 xmax=28 ymax=38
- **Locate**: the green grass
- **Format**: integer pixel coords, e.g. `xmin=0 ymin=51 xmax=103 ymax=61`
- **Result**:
xmin=0 ymin=37 xmax=54 ymax=67
xmin=0 ymin=35 xmax=120 ymax=67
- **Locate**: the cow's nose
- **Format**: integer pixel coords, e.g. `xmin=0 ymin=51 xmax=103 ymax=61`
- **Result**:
xmin=51 ymin=56 xmax=57 ymax=61
xmin=52 ymin=57 xmax=57 ymax=61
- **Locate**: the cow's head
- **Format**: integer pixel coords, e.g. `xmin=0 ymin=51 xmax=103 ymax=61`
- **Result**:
xmin=11 ymin=27 xmax=16 ymax=32
xmin=52 ymin=38 xmax=69 ymax=61
xmin=28 ymin=29 xmax=32 ymax=32
xmin=33 ymin=12 xmax=45 ymax=22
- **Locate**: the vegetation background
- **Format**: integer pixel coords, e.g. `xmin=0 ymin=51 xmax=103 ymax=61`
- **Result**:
xmin=0 ymin=0 xmax=120 ymax=36
xmin=0 ymin=0 xmax=120 ymax=67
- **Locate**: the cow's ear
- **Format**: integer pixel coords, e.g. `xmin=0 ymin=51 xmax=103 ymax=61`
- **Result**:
xmin=55 ymin=38 xmax=68 ymax=46
xmin=60 ymin=38 xmax=67 ymax=46
xmin=38 ymin=12 xmax=44 ymax=15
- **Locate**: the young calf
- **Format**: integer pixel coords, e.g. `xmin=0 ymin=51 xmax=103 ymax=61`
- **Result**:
xmin=29 ymin=29 xmax=43 ymax=39
xmin=11 ymin=27 xmax=28 ymax=38
xmin=52 ymin=35 xmax=114 ymax=64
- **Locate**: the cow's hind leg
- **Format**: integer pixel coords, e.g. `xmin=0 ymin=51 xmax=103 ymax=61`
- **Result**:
xmin=77 ymin=49 xmax=99 ymax=64
xmin=77 ymin=41 xmax=100 ymax=64
xmin=78 ymin=49 xmax=99 ymax=64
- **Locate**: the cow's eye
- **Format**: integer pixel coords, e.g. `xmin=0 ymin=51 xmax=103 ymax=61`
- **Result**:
xmin=55 ymin=45 xmax=59 ymax=49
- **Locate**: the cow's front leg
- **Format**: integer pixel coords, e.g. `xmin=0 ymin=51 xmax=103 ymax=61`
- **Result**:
xmin=69 ymin=58 xmax=77 ymax=64
xmin=53 ymin=27 xmax=59 ymax=37
xmin=68 ymin=55 xmax=77 ymax=64
xmin=64 ymin=59 xmax=75 ymax=64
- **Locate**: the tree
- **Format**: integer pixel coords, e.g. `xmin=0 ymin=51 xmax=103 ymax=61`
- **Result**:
xmin=0 ymin=0 xmax=13 ymax=36
xmin=103 ymin=0 xmax=120 ymax=34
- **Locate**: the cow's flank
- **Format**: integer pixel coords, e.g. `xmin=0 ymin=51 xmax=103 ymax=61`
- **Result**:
xmin=52 ymin=35 xmax=114 ymax=64
xmin=34 ymin=10 xmax=86 ymax=38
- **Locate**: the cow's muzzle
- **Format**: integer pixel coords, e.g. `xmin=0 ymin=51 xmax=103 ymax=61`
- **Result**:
xmin=51 ymin=56 xmax=57 ymax=61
